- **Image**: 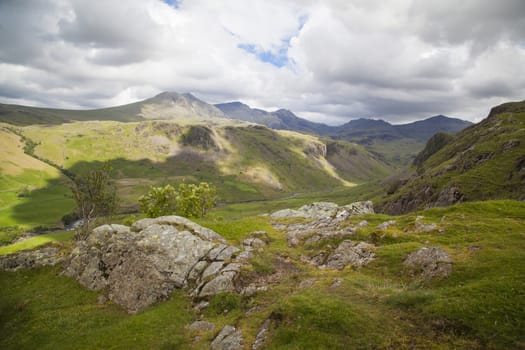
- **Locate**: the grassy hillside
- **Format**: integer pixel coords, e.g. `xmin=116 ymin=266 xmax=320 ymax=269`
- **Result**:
xmin=378 ymin=101 xmax=525 ymax=214
xmin=0 ymin=125 xmax=73 ymax=235
xmin=1 ymin=199 xmax=524 ymax=349
xmin=0 ymin=120 xmax=391 ymax=234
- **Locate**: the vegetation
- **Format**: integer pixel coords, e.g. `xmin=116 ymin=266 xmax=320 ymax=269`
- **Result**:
xmin=1 ymin=200 xmax=524 ymax=349
xmin=379 ymin=102 xmax=525 ymax=213
xmin=70 ymin=163 xmax=119 ymax=239
xmin=139 ymin=182 xmax=217 ymax=218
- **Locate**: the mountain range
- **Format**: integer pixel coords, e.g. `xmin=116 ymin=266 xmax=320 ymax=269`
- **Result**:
xmin=0 ymin=91 xmax=472 ymax=166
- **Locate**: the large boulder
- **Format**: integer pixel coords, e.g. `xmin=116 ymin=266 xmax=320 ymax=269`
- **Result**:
xmin=325 ymin=240 xmax=376 ymax=270
xmin=63 ymin=217 xmax=242 ymax=313
xmin=404 ymin=247 xmax=452 ymax=278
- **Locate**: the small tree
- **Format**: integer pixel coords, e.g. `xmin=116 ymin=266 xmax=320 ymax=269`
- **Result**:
xmin=70 ymin=163 xmax=118 ymax=240
xmin=139 ymin=182 xmax=217 ymax=219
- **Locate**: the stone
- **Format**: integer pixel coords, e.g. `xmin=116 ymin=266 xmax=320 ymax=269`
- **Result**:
xmin=404 ymin=247 xmax=452 ymax=278
xmin=187 ymin=320 xmax=216 ymax=332
xmin=63 ymin=217 xmax=242 ymax=313
xmin=376 ymin=220 xmax=396 ymax=230
xmin=357 ymin=220 xmax=368 ymax=227
xmin=97 ymin=294 xmax=108 ymax=305
xmin=414 ymin=216 xmax=438 ymax=232
xmin=0 ymin=247 xmax=62 ymax=271
xmin=252 ymin=319 xmax=271 ymax=350
xmin=340 ymin=201 xmax=374 ymax=215
xmin=211 ymin=325 xmax=243 ymax=350
xmin=325 ymin=241 xmax=376 ymax=270
xmin=271 ymin=201 xmax=373 ymax=246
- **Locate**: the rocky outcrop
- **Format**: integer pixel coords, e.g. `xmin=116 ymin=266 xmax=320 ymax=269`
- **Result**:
xmin=404 ymin=247 xmax=452 ymax=278
xmin=271 ymin=201 xmax=374 ymax=247
xmin=0 ymin=247 xmax=63 ymax=271
xmin=63 ymin=217 xmax=244 ymax=313
xmin=211 ymin=325 xmax=243 ymax=350
xmin=307 ymin=240 xmax=376 ymax=270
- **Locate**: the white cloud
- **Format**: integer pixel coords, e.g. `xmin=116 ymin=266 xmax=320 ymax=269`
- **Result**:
xmin=0 ymin=0 xmax=523 ymax=124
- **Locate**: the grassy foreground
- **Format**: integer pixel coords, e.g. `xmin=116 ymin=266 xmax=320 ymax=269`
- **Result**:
xmin=1 ymin=199 xmax=524 ymax=349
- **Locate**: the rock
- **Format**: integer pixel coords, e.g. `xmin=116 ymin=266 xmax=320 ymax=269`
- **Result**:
xmin=414 ymin=216 xmax=438 ymax=232
xmin=63 ymin=217 xmax=243 ymax=313
xmin=376 ymin=220 xmax=396 ymax=230
xmin=357 ymin=220 xmax=368 ymax=227
xmin=404 ymin=247 xmax=452 ymax=278
xmin=0 ymin=247 xmax=62 ymax=271
xmin=249 ymin=230 xmax=270 ymax=243
xmin=97 ymin=294 xmax=108 ymax=305
xmin=325 ymin=241 xmax=376 ymax=270
xmin=271 ymin=201 xmax=373 ymax=246
xmin=242 ymin=238 xmax=266 ymax=252
xmin=433 ymin=186 xmax=464 ymax=207
xmin=270 ymin=209 xmax=305 ymax=218
xmin=340 ymin=201 xmax=374 ymax=215
xmin=298 ymin=278 xmax=317 ymax=288
xmin=187 ymin=320 xmax=216 ymax=332
xmin=252 ymin=319 xmax=271 ymax=350
xmin=211 ymin=325 xmax=243 ymax=350
xmin=330 ymin=277 xmax=344 ymax=290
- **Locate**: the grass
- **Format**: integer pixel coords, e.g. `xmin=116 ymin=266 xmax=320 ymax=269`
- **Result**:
xmin=0 ymin=200 xmax=524 ymax=349
xmin=0 ymin=267 xmax=194 ymax=350
xmin=0 ymin=231 xmax=73 ymax=255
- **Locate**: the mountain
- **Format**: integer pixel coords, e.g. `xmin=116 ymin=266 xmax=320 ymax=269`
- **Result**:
xmin=0 ymin=92 xmax=227 ymax=126
xmin=395 ymin=115 xmax=473 ymax=140
xmin=0 ymin=92 xmax=471 ymax=168
xmin=215 ymin=102 xmax=333 ymax=134
xmin=216 ymin=101 xmax=472 ymax=166
xmin=378 ymin=100 xmax=525 ymax=214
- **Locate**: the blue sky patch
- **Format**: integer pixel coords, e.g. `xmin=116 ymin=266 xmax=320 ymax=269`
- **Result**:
xmin=238 ymin=43 xmax=289 ymax=68
xmin=163 ymin=0 xmax=181 ymax=8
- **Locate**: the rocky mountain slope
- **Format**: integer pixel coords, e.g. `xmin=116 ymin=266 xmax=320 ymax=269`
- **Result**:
xmin=378 ymin=100 xmax=525 ymax=214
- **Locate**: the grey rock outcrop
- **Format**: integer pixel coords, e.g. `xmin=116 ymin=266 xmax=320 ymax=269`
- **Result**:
xmin=325 ymin=240 xmax=376 ymax=270
xmin=404 ymin=247 xmax=452 ymax=278
xmin=271 ymin=201 xmax=374 ymax=247
xmin=0 ymin=247 xmax=62 ymax=271
xmin=187 ymin=320 xmax=216 ymax=332
xmin=63 ymin=217 xmax=243 ymax=313
xmin=211 ymin=325 xmax=243 ymax=350
xmin=252 ymin=319 xmax=271 ymax=350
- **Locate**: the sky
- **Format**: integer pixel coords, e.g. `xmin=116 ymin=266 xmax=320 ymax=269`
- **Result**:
xmin=0 ymin=0 xmax=524 ymax=125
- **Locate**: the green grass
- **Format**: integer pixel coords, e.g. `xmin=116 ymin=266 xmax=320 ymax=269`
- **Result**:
xmin=0 ymin=231 xmax=73 ymax=255
xmin=1 ymin=194 xmax=524 ymax=348
xmin=0 ymin=267 xmax=194 ymax=350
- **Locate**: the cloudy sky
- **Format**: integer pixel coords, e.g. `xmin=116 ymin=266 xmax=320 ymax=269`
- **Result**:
xmin=0 ymin=0 xmax=524 ymax=124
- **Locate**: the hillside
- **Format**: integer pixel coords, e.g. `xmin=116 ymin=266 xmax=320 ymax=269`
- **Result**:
xmin=0 ymin=120 xmax=391 ymax=229
xmin=378 ymin=100 xmax=525 ymax=214
xmin=1 ymin=199 xmax=524 ymax=349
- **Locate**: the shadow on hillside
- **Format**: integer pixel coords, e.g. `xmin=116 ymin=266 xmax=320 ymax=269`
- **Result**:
xmin=9 ymin=154 xmax=272 ymax=227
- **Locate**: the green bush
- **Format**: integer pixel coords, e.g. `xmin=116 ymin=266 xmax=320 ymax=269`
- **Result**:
xmin=139 ymin=182 xmax=217 ymax=218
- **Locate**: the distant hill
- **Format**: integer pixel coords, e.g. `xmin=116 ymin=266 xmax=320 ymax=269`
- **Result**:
xmin=215 ymin=102 xmax=332 ymax=134
xmin=378 ymin=100 xmax=525 ymax=214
